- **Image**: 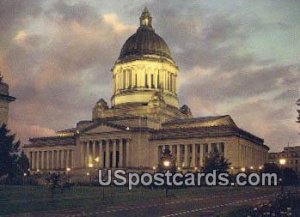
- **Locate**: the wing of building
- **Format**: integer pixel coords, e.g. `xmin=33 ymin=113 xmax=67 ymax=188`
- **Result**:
xmin=23 ymin=7 xmax=269 ymax=176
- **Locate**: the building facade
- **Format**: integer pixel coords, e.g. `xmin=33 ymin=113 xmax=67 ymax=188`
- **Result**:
xmin=23 ymin=8 xmax=269 ymax=176
xmin=0 ymin=74 xmax=15 ymax=125
xmin=268 ymin=146 xmax=300 ymax=175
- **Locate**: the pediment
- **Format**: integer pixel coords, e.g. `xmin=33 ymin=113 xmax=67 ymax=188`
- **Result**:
xmin=83 ymin=123 xmax=123 ymax=134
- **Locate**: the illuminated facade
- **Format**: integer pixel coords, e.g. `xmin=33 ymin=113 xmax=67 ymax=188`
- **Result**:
xmin=23 ymin=8 xmax=269 ymax=177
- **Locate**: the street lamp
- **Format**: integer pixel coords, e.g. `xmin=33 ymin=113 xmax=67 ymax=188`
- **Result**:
xmin=279 ymin=158 xmax=286 ymax=166
xmin=88 ymin=163 xmax=94 ymax=184
xmin=279 ymin=158 xmax=286 ymax=194
xmin=66 ymin=167 xmax=71 ymax=182
xmin=241 ymin=167 xmax=246 ymax=172
xmin=163 ymin=160 xmax=171 ymax=168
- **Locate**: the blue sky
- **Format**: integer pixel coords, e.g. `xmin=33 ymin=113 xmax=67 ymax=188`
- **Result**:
xmin=0 ymin=0 xmax=299 ymax=151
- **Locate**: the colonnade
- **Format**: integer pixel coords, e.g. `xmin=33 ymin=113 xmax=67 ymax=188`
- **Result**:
xmin=29 ymin=149 xmax=73 ymax=171
xmin=114 ymin=68 xmax=176 ymax=94
xmin=156 ymin=143 xmax=225 ymax=168
xmin=80 ymin=138 xmax=130 ymax=168
xmin=239 ymin=144 xmax=266 ymax=167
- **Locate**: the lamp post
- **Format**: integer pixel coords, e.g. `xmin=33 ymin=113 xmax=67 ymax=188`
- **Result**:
xmin=163 ymin=159 xmax=171 ymax=197
xmin=66 ymin=167 xmax=71 ymax=183
xmin=88 ymin=163 xmax=94 ymax=185
xmin=279 ymin=158 xmax=286 ymax=194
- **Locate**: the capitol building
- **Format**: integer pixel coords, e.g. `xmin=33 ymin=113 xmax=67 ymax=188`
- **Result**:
xmin=23 ymin=8 xmax=269 ymax=175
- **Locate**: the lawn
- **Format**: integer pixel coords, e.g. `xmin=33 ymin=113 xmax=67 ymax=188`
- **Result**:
xmin=0 ymin=185 xmax=275 ymax=215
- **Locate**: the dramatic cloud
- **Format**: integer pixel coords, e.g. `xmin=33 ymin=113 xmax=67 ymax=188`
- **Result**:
xmin=0 ymin=0 xmax=299 ymax=151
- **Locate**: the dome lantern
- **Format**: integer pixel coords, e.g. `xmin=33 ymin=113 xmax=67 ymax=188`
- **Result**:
xmin=140 ymin=7 xmax=152 ymax=28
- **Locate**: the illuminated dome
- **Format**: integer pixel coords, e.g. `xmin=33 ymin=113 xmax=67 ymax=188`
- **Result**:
xmin=118 ymin=7 xmax=173 ymax=61
xmin=111 ymin=7 xmax=179 ymax=109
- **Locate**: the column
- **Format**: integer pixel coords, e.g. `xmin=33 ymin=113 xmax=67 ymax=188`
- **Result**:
xmin=171 ymin=145 xmax=176 ymax=156
xmin=56 ymin=150 xmax=60 ymax=169
xmin=86 ymin=142 xmax=90 ymax=167
xmin=52 ymin=151 xmax=55 ymax=170
xmin=119 ymin=140 xmax=123 ymax=168
xmin=99 ymin=140 xmax=103 ymax=168
xmin=177 ymin=145 xmax=181 ymax=167
xmin=112 ymin=140 xmax=117 ymax=168
xmin=71 ymin=150 xmax=75 ymax=168
xmin=81 ymin=142 xmax=85 ymax=167
xmin=46 ymin=151 xmax=49 ymax=170
xmin=60 ymin=150 xmax=63 ymax=169
xmin=105 ymin=140 xmax=110 ymax=168
xmin=65 ymin=150 xmax=68 ymax=168
xmin=41 ymin=151 xmax=45 ymax=170
xmin=92 ymin=141 xmax=96 ymax=161
xmin=184 ymin=144 xmax=189 ymax=168
xmin=35 ymin=152 xmax=39 ymax=170
xmin=208 ymin=143 xmax=212 ymax=154
xmin=126 ymin=139 xmax=130 ymax=167
xmin=191 ymin=144 xmax=196 ymax=168
xmin=200 ymin=144 xmax=204 ymax=167
xmin=31 ymin=152 xmax=35 ymax=170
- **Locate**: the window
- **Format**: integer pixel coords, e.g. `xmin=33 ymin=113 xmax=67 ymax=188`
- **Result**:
xmin=204 ymin=144 xmax=208 ymax=153
xmin=220 ymin=143 xmax=225 ymax=153
xmin=145 ymin=73 xmax=148 ymax=88
xmin=123 ymin=71 xmax=126 ymax=89
xmin=151 ymin=74 xmax=154 ymax=88
xmin=128 ymin=70 xmax=132 ymax=88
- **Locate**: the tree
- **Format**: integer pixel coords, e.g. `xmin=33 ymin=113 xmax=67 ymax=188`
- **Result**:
xmin=262 ymin=163 xmax=281 ymax=174
xmin=0 ymin=124 xmax=29 ymax=183
xmin=203 ymin=147 xmax=231 ymax=174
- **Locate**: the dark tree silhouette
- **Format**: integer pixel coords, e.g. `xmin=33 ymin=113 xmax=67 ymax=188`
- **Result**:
xmin=203 ymin=147 xmax=231 ymax=174
xmin=262 ymin=163 xmax=281 ymax=174
xmin=0 ymin=124 xmax=29 ymax=183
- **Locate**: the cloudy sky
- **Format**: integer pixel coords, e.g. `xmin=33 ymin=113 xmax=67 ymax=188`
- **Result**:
xmin=0 ymin=0 xmax=299 ymax=151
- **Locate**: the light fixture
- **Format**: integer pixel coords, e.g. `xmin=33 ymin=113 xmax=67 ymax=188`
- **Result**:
xmin=95 ymin=157 xmax=99 ymax=163
xmin=23 ymin=173 xmax=27 ymax=176
xmin=241 ymin=167 xmax=246 ymax=172
xmin=279 ymin=158 xmax=286 ymax=165
xmin=153 ymin=166 xmax=156 ymax=170
xmin=163 ymin=160 xmax=171 ymax=168
xmin=259 ymin=166 xmax=263 ymax=170
xmin=86 ymin=172 xmax=90 ymax=176
xmin=250 ymin=166 xmax=254 ymax=170
xmin=88 ymin=163 xmax=94 ymax=168
xmin=66 ymin=167 xmax=71 ymax=172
